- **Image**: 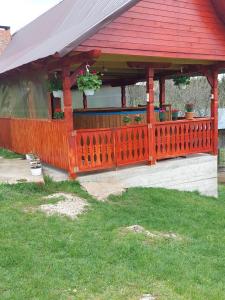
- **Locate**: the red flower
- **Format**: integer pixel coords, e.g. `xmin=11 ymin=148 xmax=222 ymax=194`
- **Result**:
xmin=79 ymin=70 xmax=84 ymax=75
xmin=55 ymin=108 xmax=61 ymax=113
xmin=92 ymin=70 xmax=97 ymax=74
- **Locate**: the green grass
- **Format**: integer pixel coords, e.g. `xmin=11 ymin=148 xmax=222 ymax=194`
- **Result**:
xmin=0 ymin=178 xmax=225 ymax=300
xmin=0 ymin=148 xmax=24 ymax=159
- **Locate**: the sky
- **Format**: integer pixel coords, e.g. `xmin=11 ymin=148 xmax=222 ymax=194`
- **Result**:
xmin=0 ymin=0 xmax=61 ymax=33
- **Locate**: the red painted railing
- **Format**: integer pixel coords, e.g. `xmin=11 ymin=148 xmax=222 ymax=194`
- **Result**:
xmin=76 ymin=124 xmax=149 ymax=172
xmin=0 ymin=118 xmax=69 ymax=170
xmin=155 ymin=118 xmax=213 ymax=159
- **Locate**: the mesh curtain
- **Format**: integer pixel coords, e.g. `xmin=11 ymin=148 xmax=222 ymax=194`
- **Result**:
xmin=0 ymin=71 xmax=49 ymax=119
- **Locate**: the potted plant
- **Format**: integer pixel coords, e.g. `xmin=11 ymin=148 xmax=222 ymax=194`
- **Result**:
xmin=159 ymin=108 xmax=166 ymax=122
xmin=26 ymin=153 xmax=35 ymax=161
xmin=30 ymin=157 xmax=42 ymax=176
xmin=77 ymin=66 xmax=102 ymax=96
xmin=123 ymin=115 xmax=132 ymax=125
xmin=53 ymin=108 xmax=64 ymax=120
xmin=173 ymin=75 xmax=190 ymax=90
xmin=185 ymin=103 xmax=194 ymax=120
xmin=134 ymin=114 xmax=142 ymax=123
xmin=48 ymin=73 xmax=63 ymax=98
xmin=172 ymin=109 xmax=180 ymax=121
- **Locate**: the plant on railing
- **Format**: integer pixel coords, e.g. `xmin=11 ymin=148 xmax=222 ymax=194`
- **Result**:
xmin=134 ymin=114 xmax=142 ymax=123
xmin=53 ymin=108 xmax=64 ymax=119
xmin=185 ymin=103 xmax=194 ymax=120
xmin=48 ymin=73 xmax=63 ymax=95
xmin=123 ymin=115 xmax=132 ymax=124
xmin=172 ymin=109 xmax=180 ymax=121
xmin=77 ymin=65 xmax=102 ymax=96
xmin=173 ymin=75 xmax=190 ymax=89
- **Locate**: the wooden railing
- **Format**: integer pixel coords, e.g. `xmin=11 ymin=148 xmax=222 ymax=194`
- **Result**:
xmin=76 ymin=124 xmax=149 ymax=172
xmin=0 ymin=117 xmax=214 ymax=174
xmin=155 ymin=118 xmax=213 ymax=159
xmin=0 ymin=118 xmax=69 ymax=170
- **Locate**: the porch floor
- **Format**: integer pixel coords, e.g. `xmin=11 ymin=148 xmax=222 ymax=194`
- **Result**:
xmin=78 ymin=154 xmax=218 ymax=200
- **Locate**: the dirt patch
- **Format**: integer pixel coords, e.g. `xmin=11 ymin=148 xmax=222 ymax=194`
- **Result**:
xmin=38 ymin=193 xmax=88 ymax=219
xmin=125 ymin=225 xmax=181 ymax=241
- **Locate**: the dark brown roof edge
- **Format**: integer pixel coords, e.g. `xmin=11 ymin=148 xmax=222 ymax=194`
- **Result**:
xmin=0 ymin=25 xmax=10 ymax=30
xmin=211 ymin=0 xmax=225 ymax=25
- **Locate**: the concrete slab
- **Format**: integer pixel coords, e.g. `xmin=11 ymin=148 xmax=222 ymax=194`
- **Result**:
xmin=0 ymin=157 xmax=44 ymax=184
xmin=42 ymin=164 xmax=68 ymax=182
xmin=78 ymin=154 xmax=218 ymax=199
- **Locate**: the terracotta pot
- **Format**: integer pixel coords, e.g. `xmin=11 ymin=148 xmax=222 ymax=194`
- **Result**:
xmin=185 ymin=112 xmax=194 ymax=120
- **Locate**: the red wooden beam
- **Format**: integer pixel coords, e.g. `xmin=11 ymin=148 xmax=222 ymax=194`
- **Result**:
xmin=128 ymin=62 xmax=172 ymax=69
xmin=146 ymin=67 xmax=156 ymax=165
xmin=159 ymin=77 xmax=166 ymax=108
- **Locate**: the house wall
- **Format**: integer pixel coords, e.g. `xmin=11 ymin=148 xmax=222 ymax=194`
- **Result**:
xmin=0 ymin=27 xmax=11 ymax=55
xmin=77 ymin=0 xmax=225 ymax=60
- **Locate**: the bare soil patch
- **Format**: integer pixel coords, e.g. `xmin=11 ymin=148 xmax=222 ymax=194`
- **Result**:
xmin=25 ymin=193 xmax=89 ymax=219
xmin=124 ymin=225 xmax=181 ymax=241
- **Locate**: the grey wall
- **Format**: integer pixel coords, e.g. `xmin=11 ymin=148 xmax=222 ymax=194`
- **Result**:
xmin=72 ymin=85 xmax=122 ymax=109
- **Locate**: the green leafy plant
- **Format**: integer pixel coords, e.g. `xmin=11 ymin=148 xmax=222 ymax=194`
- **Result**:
xmin=48 ymin=73 xmax=63 ymax=92
xmin=53 ymin=111 xmax=64 ymax=119
xmin=134 ymin=114 xmax=142 ymax=123
xmin=173 ymin=75 xmax=190 ymax=87
xmin=123 ymin=115 xmax=132 ymax=124
xmin=185 ymin=103 xmax=194 ymax=112
xmin=77 ymin=69 xmax=102 ymax=92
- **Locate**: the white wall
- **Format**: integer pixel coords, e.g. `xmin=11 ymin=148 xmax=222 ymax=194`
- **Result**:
xmin=72 ymin=85 xmax=122 ymax=109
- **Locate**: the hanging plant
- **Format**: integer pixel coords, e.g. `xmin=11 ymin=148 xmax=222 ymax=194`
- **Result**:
xmin=77 ymin=66 xmax=102 ymax=96
xmin=173 ymin=75 xmax=190 ymax=89
xmin=48 ymin=73 xmax=63 ymax=93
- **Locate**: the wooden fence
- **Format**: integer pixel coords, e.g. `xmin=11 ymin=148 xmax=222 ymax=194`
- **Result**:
xmin=0 ymin=118 xmax=69 ymax=170
xmin=75 ymin=124 xmax=149 ymax=171
xmin=155 ymin=118 xmax=213 ymax=159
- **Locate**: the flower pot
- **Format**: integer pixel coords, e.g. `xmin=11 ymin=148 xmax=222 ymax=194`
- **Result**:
xmin=185 ymin=112 xmax=194 ymax=120
xmin=84 ymin=89 xmax=95 ymax=96
xmin=53 ymin=90 xmax=63 ymax=98
xmin=159 ymin=112 xmax=166 ymax=122
xmin=179 ymin=83 xmax=187 ymax=90
xmin=172 ymin=111 xmax=179 ymax=121
xmin=26 ymin=154 xmax=34 ymax=161
xmin=31 ymin=167 xmax=42 ymax=176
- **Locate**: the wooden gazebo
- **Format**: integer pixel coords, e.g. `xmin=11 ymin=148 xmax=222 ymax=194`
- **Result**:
xmin=0 ymin=0 xmax=225 ymax=178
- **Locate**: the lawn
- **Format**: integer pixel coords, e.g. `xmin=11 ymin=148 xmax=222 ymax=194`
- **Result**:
xmin=0 ymin=177 xmax=225 ymax=300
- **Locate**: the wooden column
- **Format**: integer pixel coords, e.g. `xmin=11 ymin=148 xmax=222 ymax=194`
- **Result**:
xmin=121 ymin=85 xmax=126 ymax=108
xmin=83 ymin=93 xmax=87 ymax=110
xmin=146 ymin=67 xmax=156 ymax=165
xmin=211 ymin=70 xmax=219 ymax=155
xmin=62 ymin=67 xmax=77 ymax=178
xmin=159 ymin=77 xmax=166 ymax=108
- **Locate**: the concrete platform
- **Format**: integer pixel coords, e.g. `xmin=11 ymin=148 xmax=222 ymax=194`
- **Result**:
xmin=78 ymin=154 xmax=218 ymax=199
xmin=0 ymin=157 xmax=44 ymax=184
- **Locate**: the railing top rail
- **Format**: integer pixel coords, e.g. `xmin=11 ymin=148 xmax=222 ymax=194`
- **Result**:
xmin=155 ymin=117 xmax=213 ymax=126
xmin=75 ymin=123 xmax=148 ymax=133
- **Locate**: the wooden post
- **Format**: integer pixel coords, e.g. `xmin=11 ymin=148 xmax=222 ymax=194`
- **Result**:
xmin=147 ymin=67 xmax=156 ymax=165
xmin=159 ymin=77 xmax=165 ymax=108
xmin=211 ymin=70 xmax=218 ymax=155
xmin=83 ymin=93 xmax=88 ymax=110
xmin=121 ymin=85 xmax=126 ymax=108
xmin=62 ymin=67 xmax=77 ymax=178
